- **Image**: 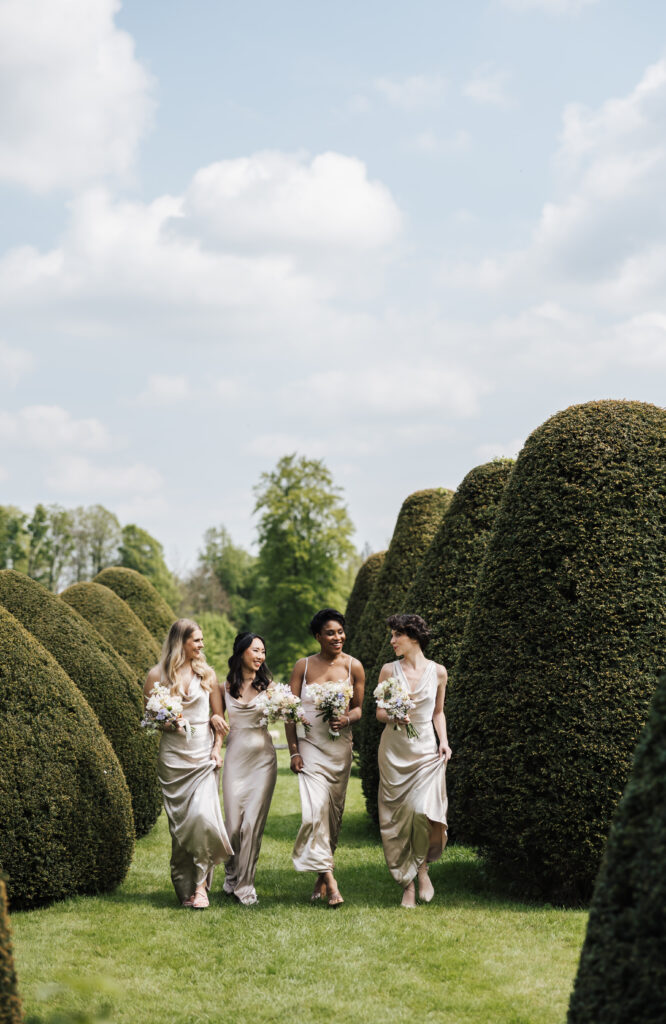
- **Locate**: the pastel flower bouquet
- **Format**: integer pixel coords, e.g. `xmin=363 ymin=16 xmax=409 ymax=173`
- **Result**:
xmin=141 ymin=683 xmax=193 ymax=739
xmin=305 ymin=680 xmax=354 ymax=740
xmin=373 ymin=675 xmax=419 ymax=739
xmin=254 ymin=682 xmax=310 ymax=732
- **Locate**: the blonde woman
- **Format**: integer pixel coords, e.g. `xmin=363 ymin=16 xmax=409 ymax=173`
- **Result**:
xmin=144 ymin=619 xmax=232 ymax=909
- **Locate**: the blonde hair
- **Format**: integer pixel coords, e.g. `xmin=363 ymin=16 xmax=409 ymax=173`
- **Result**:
xmin=159 ymin=619 xmax=215 ymax=695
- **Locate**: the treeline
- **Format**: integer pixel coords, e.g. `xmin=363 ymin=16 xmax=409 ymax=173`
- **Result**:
xmin=1 ymin=453 xmax=364 ymax=679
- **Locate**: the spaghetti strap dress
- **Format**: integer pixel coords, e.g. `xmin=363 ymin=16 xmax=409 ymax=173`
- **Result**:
xmin=157 ymin=676 xmax=233 ymax=903
xmin=222 ymin=688 xmax=278 ymax=905
xmin=377 ymin=660 xmax=448 ymax=886
xmin=292 ymin=657 xmax=354 ymax=873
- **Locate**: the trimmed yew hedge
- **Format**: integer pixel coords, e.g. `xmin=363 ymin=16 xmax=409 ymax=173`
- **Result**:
xmin=61 ymin=581 xmax=161 ymax=678
xmin=0 ymin=571 xmax=161 ymax=838
xmin=357 ymin=488 xmax=453 ymax=821
xmin=94 ymin=567 xmax=174 ymax=645
xmin=448 ymin=400 xmax=666 ymax=903
xmin=344 ymin=551 xmax=386 ymax=655
xmin=0 ymin=877 xmax=21 ymax=1024
xmin=0 ymin=606 xmax=134 ymax=908
xmin=568 ymin=672 xmax=666 ymax=1023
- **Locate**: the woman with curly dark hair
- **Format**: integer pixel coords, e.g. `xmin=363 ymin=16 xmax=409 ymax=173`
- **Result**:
xmin=219 ymin=632 xmax=277 ymax=906
xmin=376 ymin=613 xmax=451 ymax=907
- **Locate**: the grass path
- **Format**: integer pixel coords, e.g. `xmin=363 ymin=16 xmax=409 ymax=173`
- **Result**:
xmin=12 ymin=753 xmax=586 ymax=1023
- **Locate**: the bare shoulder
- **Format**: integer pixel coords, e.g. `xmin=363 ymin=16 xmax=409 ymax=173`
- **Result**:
xmin=377 ymin=661 xmax=395 ymax=681
xmin=433 ymin=661 xmax=448 ymax=685
xmin=143 ymin=664 xmax=161 ymax=696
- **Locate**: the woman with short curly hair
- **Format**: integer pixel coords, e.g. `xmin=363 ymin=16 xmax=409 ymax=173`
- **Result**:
xmin=376 ymin=612 xmax=451 ymax=907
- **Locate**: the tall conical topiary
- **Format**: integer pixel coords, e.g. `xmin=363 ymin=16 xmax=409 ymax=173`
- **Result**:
xmin=568 ymin=672 xmax=666 ymax=1023
xmin=0 ymin=606 xmax=134 ymax=908
xmin=61 ymin=581 xmax=161 ymax=678
xmin=356 ymin=488 xmax=453 ymax=821
xmin=94 ymin=567 xmax=174 ymax=645
xmin=344 ymin=551 xmax=386 ymax=656
xmin=0 ymin=571 xmax=161 ymax=838
xmin=0 ymin=877 xmax=22 ymax=1024
xmin=448 ymin=400 xmax=666 ymax=903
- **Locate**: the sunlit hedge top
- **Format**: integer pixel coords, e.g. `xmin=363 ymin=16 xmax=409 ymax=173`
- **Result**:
xmin=0 ymin=570 xmax=161 ymax=839
xmin=94 ymin=567 xmax=175 ymax=644
xmin=0 ymin=605 xmax=134 ymax=908
xmin=405 ymin=459 xmax=514 ymax=671
xmin=62 ymin=581 xmax=161 ymax=677
xmin=0 ymin=877 xmax=22 ymax=1024
xmin=356 ymin=487 xmax=453 ymax=821
xmin=448 ymin=399 xmax=666 ymax=903
xmin=568 ymin=672 xmax=666 ymax=1023
xmin=344 ymin=551 xmax=386 ymax=655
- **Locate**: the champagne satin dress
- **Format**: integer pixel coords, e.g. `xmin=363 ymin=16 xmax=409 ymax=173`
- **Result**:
xmin=292 ymin=657 xmax=354 ymax=873
xmin=158 ymin=676 xmax=232 ymax=903
xmin=378 ymin=660 xmax=448 ymax=886
xmin=222 ymin=689 xmax=277 ymax=905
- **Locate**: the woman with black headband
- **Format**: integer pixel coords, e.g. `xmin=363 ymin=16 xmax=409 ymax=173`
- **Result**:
xmin=217 ymin=631 xmax=277 ymax=906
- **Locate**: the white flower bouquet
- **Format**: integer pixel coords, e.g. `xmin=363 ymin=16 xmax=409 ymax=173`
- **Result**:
xmin=305 ymin=680 xmax=354 ymax=740
xmin=141 ymin=683 xmax=193 ymax=739
xmin=374 ymin=675 xmax=419 ymax=739
xmin=254 ymin=682 xmax=310 ymax=732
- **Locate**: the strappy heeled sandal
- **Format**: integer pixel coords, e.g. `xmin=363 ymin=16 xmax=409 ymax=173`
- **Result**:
xmin=310 ymin=881 xmax=327 ymax=903
xmin=327 ymin=889 xmax=344 ymax=908
xmin=190 ymin=890 xmax=209 ymax=910
xmin=181 ymin=895 xmax=195 ymax=908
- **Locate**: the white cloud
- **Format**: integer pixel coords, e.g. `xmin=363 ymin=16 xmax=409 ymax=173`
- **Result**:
xmin=138 ymin=375 xmax=192 ymax=404
xmin=185 ymin=151 xmax=402 ymax=251
xmin=463 ymin=66 xmax=511 ymax=108
xmin=0 ymin=342 xmax=34 ymax=386
xmin=47 ymin=455 xmax=163 ymax=495
xmin=0 ymin=405 xmax=111 ymax=450
xmin=501 ymin=0 xmax=598 ymax=12
xmin=0 ymin=0 xmax=154 ymax=192
xmin=374 ymin=74 xmax=447 ymax=111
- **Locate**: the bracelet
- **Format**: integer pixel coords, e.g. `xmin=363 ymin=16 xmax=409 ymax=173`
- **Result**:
xmin=289 ymin=751 xmax=300 ymax=760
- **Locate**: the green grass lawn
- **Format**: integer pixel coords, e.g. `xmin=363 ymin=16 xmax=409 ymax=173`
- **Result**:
xmin=12 ymin=752 xmax=587 ymax=1024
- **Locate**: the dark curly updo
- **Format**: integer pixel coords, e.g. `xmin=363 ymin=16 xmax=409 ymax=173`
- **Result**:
xmin=309 ymin=608 xmax=346 ymax=638
xmin=226 ymin=632 xmax=272 ymax=699
xmin=386 ymin=613 xmax=430 ymax=651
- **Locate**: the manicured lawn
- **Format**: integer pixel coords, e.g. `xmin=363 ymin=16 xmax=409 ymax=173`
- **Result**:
xmin=12 ymin=752 xmax=586 ymax=1023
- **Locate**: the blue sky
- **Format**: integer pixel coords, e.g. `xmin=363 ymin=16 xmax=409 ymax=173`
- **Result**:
xmin=1 ymin=0 xmax=665 ymax=571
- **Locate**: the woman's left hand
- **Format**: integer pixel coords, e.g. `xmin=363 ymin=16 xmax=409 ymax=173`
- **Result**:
xmin=210 ymin=713 xmax=229 ymax=738
xmin=210 ymin=748 xmax=223 ymax=768
xmin=438 ymin=743 xmax=452 ymax=763
xmin=329 ymin=714 xmax=350 ymax=733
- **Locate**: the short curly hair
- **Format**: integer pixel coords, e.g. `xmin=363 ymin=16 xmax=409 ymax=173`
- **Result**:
xmin=309 ymin=608 xmax=346 ymax=638
xmin=386 ymin=612 xmax=430 ymax=650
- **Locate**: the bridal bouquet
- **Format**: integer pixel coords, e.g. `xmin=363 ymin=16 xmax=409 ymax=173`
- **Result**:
xmin=305 ymin=680 xmax=354 ymax=740
xmin=254 ymin=682 xmax=310 ymax=732
xmin=141 ymin=683 xmax=193 ymax=738
xmin=373 ymin=675 xmax=419 ymax=739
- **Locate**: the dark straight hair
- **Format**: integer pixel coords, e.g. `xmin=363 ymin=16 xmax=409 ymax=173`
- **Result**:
xmin=226 ymin=632 xmax=272 ymax=699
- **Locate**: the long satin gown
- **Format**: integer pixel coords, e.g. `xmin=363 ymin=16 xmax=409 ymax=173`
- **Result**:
xmin=222 ymin=689 xmax=277 ymax=905
xmin=292 ymin=657 xmax=354 ymax=873
xmin=157 ymin=676 xmax=232 ymax=903
xmin=378 ymin=660 xmax=448 ymax=886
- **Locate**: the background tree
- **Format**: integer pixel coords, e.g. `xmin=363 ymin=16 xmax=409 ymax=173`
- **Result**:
xmin=196 ymin=525 xmax=256 ymax=627
xmin=119 ymin=524 xmax=180 ymax=608
xmin=253 ymin=454 xmax=356 ymax=676
xmin=71 ymin=504 xmax=121 ymax=581
xmin=0 ymin=507 xmax=27 ymax=572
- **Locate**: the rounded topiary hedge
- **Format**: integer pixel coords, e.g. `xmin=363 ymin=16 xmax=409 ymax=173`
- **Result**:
xmin=94 ymin=567 xmax=174 ymax=645
xmin=356 ymin=488 xmax=453 ymax=822
xmin=0 ymin=877 xmax=22 ymax=1024
xmin=344 ymin=551 xmax=386 ymax=655
xmin=0 ymin=571 xmax=161 ymax=839
xmin=448 ymin=400 xmax=666 ymax=903
xmin=0 ymin=606 xmax=134 ymax=908
xmin=568 ymin=672 xmax=666 ymax=1023
xmin=61 ymin=581 xmax=161 ymax=678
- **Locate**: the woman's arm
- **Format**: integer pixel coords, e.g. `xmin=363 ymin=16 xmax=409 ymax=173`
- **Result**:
xmin=209 ymin=676 xmax=229 ymax=742
xmin=374 ymin=663 xmax=393 ymax=724
xmin=143 ymin=665 xmax=161 ymax=707
xmin=432 ymin=664 xmax=451 ymax=762
xmin=285 ymin=659 xmax=305 ymax=774
xmin=331 ymin=657 xmax=365 ymax=731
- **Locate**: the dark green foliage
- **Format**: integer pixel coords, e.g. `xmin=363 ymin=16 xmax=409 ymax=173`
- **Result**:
xmin=0 ymin=606 xmax=134 ymax=908
xmin=357 ymin=488 xmax=453 ymax=822
xmin=448 ymin=400 xmax=666 ymax=903
xmin=0 ymin=877 xmax=22 ymax=1024
xmin=568 ymin=672 xmax=666 ymax=1023
xmin=94 ymin=567 xmax=175 ymax=645
xmin=344 ymin=551 xmax=386 ymax=655
xmin=61 ymin=581 xmax=161 ymax=677
xmin=0 ymin=571 xmax=161 ymax=839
